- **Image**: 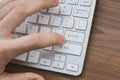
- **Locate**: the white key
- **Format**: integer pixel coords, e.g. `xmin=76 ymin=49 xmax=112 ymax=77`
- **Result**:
xmin=12 ymin=34 xmax=19 ymax=39
xmin=62 ymin=18 xmax=74 ymax=29
xmin=40 ymin=58 xmax=51 ymax=66
xmin=27 ymin=14 xmax=38 ymax=23
xmin=75 ymin=19 xmax=88 ymax=30
xmin=54 ymin=54 xmax=66 ymax=62
xmin=15 ymin=23 xmax=27 ymax=33
xmin=38 ymin=14 xmax=50 ymax=25
xmin=59 ymin=0 xmax=65 ymax=3
xmin=27 ymin=24 xmax=39 ymax=34
xmin=41 ymin=9 xmax=47 ymax=13
xmin=55 ymin=43 xmax=82 ymax=55
xmin=80 ymin=0 xmax=92 ymax=6
xmin=52 ymin=61 xmax=64 ymax=69
xmin=50 ymin=16 xmax=62 ymax=27
xmin=15 ymin=53 xmax=28 ymax=61
xmin=60 ymin=5 xmax=72 ymax=16
xmin=65 ymin=31 xmax=85 ymax=43
xmin=66 ymin=63 xmax=78 ymax=71
xmin=67 ymin=0 xmax=78 ymax=5
xmin=52 ymin=28 xmax=63 ymax=35
xmin=40 ymin=26 xmax=51 ymax=33
xmin=43 ymin=47 xmax=53 ymax=51
xmin=48 ymin=6 xmax=59 ymax=14
xmin=74 ymin=6 xmax=90 ymax=18
xmin=43 ymin=46 xmax=52 ymax=51
xmin=27 ymin=51 xmax=40 ymax=63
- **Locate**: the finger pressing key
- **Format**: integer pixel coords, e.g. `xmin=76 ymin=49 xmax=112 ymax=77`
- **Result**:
xmin=0 ymin=32 xmax=66 ymax=63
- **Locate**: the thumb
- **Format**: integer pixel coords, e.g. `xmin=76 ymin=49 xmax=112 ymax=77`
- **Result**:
xmin=1 ymin=72 xmax=44 ymax=80
xmin=0 ymin=32 xmax=65 ymax=64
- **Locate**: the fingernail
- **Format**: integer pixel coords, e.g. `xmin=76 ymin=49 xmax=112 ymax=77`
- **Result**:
xmin=63 ymin=36 xmax=66 ymax=43
xmin=61 ymin=36 xmax=66 ymax=44
xmin=51 ymin=0 xmax=59 ymax=5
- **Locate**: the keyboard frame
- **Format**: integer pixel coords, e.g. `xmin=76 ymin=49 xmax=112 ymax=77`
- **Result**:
xmin=12 ymin=0 xmax=97 ymax=76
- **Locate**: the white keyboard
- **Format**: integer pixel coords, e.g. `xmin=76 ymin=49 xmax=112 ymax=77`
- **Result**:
xmin=12 ymin=0 xmax=96 ymax=76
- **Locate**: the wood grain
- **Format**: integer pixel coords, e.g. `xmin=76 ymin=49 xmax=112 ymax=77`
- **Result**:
xmin=5 ymin=0 xmax=120 ymax=80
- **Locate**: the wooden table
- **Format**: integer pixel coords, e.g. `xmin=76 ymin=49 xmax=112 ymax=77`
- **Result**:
xmin=6 ymin=0 xmax=120 ymax=80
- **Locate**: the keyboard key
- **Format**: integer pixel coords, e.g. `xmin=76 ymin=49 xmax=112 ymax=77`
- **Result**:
xmin=43 ymin=47 xmax=53 ymax=51
xmin=40 ymin=58 xmax=51 ymax=66
xmin=50 ymin=16 xmax=62 ymax=27
xmin=27 ymin=13 xmax=38 ymax=23
xmin=59 ymin=0 xmax=65 ymax=3
xmin=15 ymin=53 xmax=28 ymax=61
xmin=27 ymin=51 xmax=40 ymax=63
xmin=55 ymin=43 xmax=82 ymax=55
xmin=54 ymin=54 xmax=66 ymax=62
xmin=15 ymin=23 xmax=27 ymax=33
xmin=62 ymin=18 xmax=74 ymax=29
xmin=38 ymin=13 xmax=50 ymax=25
xmin=40 ymin=26 xmax=51 ymax=33
xmin=52 ymin=28 xmax=63 ymax=35
xmin=75 ymin=19 xmax=88 ymax=30
xmin=48 ymin=6 xmax=59 ymax=14
xmin=41 ymin=9 xmax=47 ymax=13
xmin=65 ymin=31 xmax=85 ymax=43
xmin=66 ymin=63 xmax=78 ymax=71
xmin=52 ymin=61 xmax=64 ymax=69
xmin=12 ymin=34 xmax=19 ymax=39
xmin=60 ymin=5 xmax=72 ymax=16
xmin=67 ymin=0 xmax=78 ymax=5
xmin=74 ymin=6 xmax=90 ymax=18
xmin=27 ymin=24 xmax=39 ymax=34
xmin=80 ymin=0 xmax=92 ymax=6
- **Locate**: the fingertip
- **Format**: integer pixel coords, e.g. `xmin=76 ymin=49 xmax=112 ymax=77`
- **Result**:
xmin=51 ymin=0 xmax=59 ymax=6
xmin=58 ymin=34 xmax=66 ymax=45
xmin=49 ymin=32 xmax=66 ymax=45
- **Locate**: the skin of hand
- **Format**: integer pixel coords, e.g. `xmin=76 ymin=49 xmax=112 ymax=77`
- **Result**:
xmin=0 ymin=0 xmax=66 ymax=80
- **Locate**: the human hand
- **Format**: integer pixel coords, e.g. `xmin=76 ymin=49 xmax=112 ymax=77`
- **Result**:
xmin=0 ymin=0 xmax=65 ymax=80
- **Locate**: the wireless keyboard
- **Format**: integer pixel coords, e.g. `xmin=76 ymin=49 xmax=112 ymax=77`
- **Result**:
xmin=12 ymin=0 xmax=96 ymax=76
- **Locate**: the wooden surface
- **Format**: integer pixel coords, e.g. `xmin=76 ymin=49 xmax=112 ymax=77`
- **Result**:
xmin=5 ymin=0 xmax=120 ymax=80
